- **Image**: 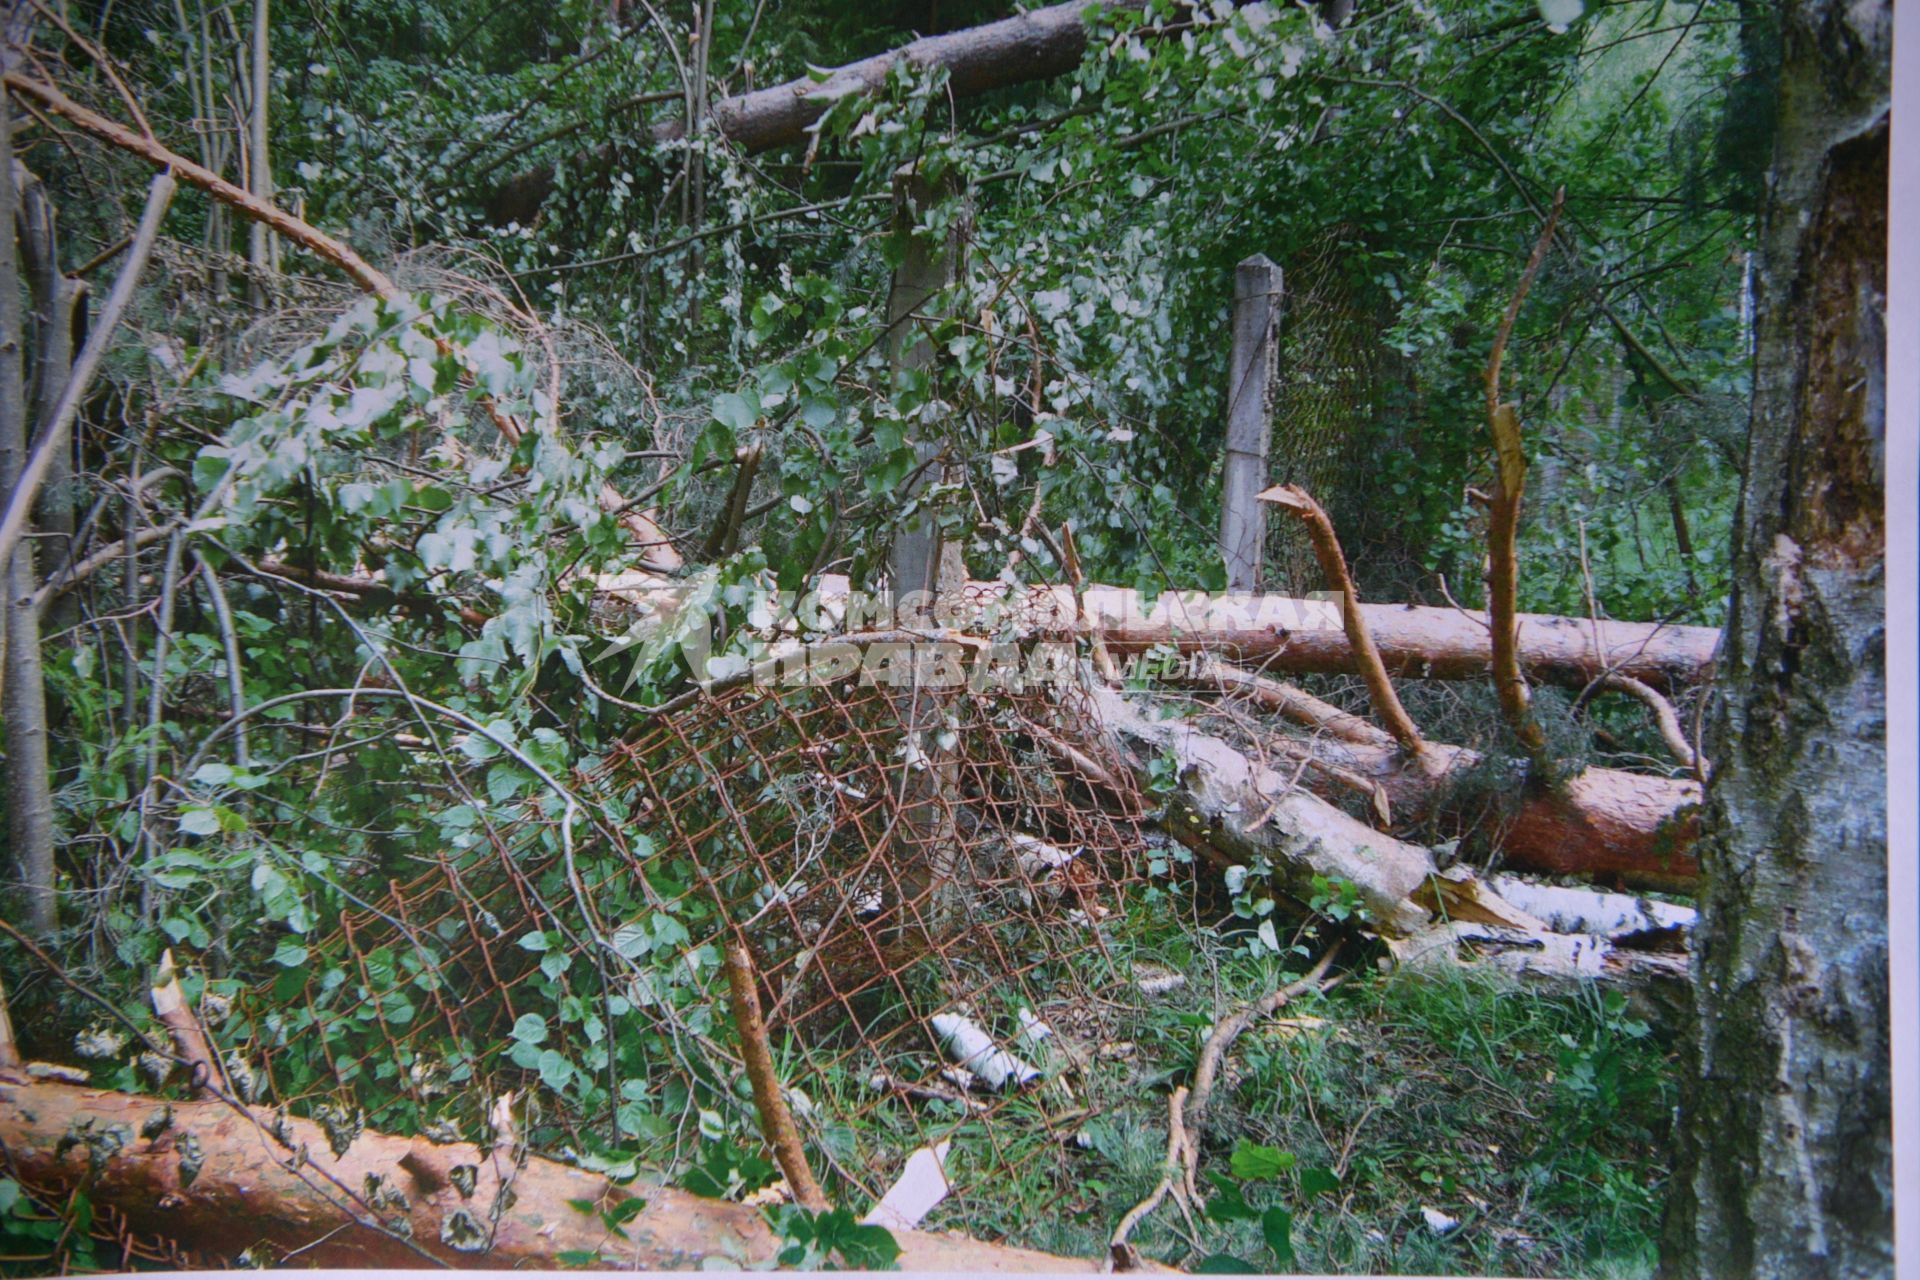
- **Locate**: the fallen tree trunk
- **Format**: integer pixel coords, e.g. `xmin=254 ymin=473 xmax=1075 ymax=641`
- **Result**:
xmin=1288 ymin=735 xmax=1701 ymax=890
xmin=1080 ymin=688 xmax=1691 ymax=1007
xmin=1062 ymin=586 xmax=1717 ymax=691
xmin=490 ymin=0 xmax=1136 ymax=224
xmin=1165 ymin=653 xmax=1700 ymax=887
xmin=598 ymin=573 xmax=1721 ymax=692
xmin=0 ymin=1077 xmax=1127 ymax=1272
xmin=1087 ymin=685 xmax=1439 ymax=935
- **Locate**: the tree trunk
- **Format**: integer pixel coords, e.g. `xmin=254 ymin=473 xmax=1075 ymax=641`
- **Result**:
xmin=14 ymin=163 xmax=77 ymax=633
xmin=1660 ymin=0 xmax=1891 ymax=1270
xmin=0 ymin=61 xmax=58 ymax=939
xmin=0 ymin=1077 xmax=1134 ymax=1272
xmin=1070 ymin=586 xmax=1719 ymax=690
xmin=744 ymin=574 xmax=1721 ymax=690
xmin=1296 ymin=735 xmax=1701 ymax=890
xmin=487 ymin=0 xmax=1137 ymax=224
xmin=1089 ymin=685 xmax=1440 ymax=935
xmin=245 ymin=0 xmax=273 ymax=305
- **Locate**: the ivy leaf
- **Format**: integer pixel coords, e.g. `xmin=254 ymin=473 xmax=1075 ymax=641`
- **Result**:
xmin=537 ymin=1049 xmax=574 ymax=1091
xmin=511 ymin=1013 xmax=548 ymax=1045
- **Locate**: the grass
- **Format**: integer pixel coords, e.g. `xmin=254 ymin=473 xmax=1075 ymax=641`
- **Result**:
xmin=916 ymin=891 xmax=1680 ymax=1277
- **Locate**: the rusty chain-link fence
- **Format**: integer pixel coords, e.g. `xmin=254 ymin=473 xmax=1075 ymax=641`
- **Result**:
xmin=213 ymin=669 xmax=1185 ymax=1243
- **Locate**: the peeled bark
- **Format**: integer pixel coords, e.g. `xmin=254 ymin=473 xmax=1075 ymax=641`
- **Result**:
xmin=0 ymin=1077 xmax=1127 ymax=1272
xmin=1661 ymin=0 xmax=1892 ymax=1270
xmin=489 ymin=0 xmax=1135 ymax=224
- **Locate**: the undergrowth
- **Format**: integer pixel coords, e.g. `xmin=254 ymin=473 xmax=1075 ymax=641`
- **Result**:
xmin=952 ymin=896 xmax=1679 ymax=1278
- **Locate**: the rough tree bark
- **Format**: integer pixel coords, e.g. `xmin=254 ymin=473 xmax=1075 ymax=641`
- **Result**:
xmin=1660 ymin=0 xmax=1891 ymax=1271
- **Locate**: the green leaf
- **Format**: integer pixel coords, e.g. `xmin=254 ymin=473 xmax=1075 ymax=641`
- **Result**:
xmin=1260 ymin=1206 xmax=1295 ymax=1265
xmin=272 ymin=939 xmax=310 ymax=968
xmin=711 ymin=391 xmax=759 ymax=433
xmin=1229 ymin=1141 xmax=1296 ymax=1181
xmin=1298 ymin=1165 xmax=1340 ymax=1198
xmin=537 ymin=1049 xmax=574 ymax=1091
xmin=177 ymin=806 xmax=222 ymax=837
xmin=511 ymin=1013 xmax=548 ymax=1045
xmin=603 ymin=1197 xmax=648 ymax=1226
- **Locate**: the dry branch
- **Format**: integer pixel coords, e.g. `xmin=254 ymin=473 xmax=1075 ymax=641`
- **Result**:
xmin=1259 ymin=484 xmax=1426 ymax=755
xmin=1185 ymin=944 xmax=1342 ymax=1132
xmin=148 ymin=951 xmax=217 ymax=1098
xmin=0 ymin=1078 xmax=1129 ymax=1271
xmin=1178 ymin=655 xmax=1393 ymax=749
xmin=1601 ymin=673 xmax=1707 ymax=778
xmin=1107 ymin=1085 xmax=1194 ymax=1270
xmin=722 ymin=935 xmax=829 ymax=1212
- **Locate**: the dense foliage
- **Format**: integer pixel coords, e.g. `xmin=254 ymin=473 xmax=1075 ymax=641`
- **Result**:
xmin=1 ymin=0 xmax=1761 ymax=1272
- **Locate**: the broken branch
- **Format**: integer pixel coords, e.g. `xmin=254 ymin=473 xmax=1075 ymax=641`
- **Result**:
xmin=1258 ymin=484 xmax=1426 ymax=756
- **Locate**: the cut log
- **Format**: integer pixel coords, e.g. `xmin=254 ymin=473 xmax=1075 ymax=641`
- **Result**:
xmin=0 ymin=1077 xmax=1140 ymax=1272
xmin=490 ymin=0 xmax=1138 ymax=224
